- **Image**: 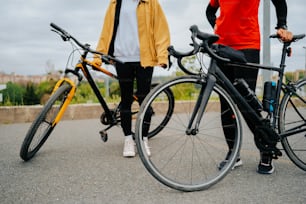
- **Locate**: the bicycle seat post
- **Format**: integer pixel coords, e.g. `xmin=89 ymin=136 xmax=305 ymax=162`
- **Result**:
xmin=279 ymin=42 xmax=291 ymax=71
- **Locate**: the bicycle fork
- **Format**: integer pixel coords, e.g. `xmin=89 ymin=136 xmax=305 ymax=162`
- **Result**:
xmin=51 ymin=78 xmax=76 ymax=126
xmin=186 ymin=74 xmax=216 ymax=135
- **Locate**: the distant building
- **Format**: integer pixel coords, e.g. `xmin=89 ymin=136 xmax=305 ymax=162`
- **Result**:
xmin=0 ymin=72 xmax=60 ymax=84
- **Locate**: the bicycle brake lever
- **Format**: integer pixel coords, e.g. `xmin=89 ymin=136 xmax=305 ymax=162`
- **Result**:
xmin=167 ymin=54 xmax=173 ymax=69
xmin=191 ymin=35 xmax=200 ymax=55
xmin=51 ymin=29 xmax=69 ymax=41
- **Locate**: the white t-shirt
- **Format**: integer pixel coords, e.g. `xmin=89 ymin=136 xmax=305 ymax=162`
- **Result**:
xmin=114 ymin=0 xmax=140 ymax=62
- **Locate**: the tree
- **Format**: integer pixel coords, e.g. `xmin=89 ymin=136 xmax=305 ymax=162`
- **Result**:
xmin=73 ymin=82 xmax=94 ymax=103
xmin=284 ymin=72 xmax=294 ymax=83
xmin=36 ymin=80 xmax=56 ymax=99
xmin=2 ymin=82 xmax=25 ymax=105
xmin=24 ymin=82 xmax=40 ymax=105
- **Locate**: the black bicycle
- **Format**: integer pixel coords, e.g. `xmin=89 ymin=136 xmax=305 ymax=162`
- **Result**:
xmin=135 ymin=25 xmax=306 ymax=191
xmin=19 ymin=23 xmax=174 ymax=161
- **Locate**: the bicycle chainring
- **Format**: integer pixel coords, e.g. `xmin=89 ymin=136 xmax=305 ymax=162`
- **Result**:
xmin=100 ymin=110 xmax=115 ymax=125
xmin=254 ymin=121 xmax=282 ymax=159
xmin=100 ymin=112 xmax=109 ymax=125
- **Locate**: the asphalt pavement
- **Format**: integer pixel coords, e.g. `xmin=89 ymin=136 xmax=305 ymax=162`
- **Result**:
xmin=0 ymin=119 xmax=305 ymax=204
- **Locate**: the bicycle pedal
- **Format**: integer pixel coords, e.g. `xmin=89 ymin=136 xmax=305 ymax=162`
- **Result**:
xmin=100 ymin=130 xmax=108 ymax=142
xmin=272 ymin=149 xmax=282 ymax=159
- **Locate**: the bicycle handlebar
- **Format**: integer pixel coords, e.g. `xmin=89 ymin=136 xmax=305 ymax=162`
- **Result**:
xmin=270 ymin=33 xmax=306 ymax=41
xmin=50 ymin=22 xmax=124 ymax=65
xmin=169 ymin=25 xmax=305 ymax=73
xmin=168 ymin=25 xmax=230 ymax=73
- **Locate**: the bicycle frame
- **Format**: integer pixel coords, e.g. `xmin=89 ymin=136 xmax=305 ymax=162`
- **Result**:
xmin=188 ymin=37 xmax=306 ymax=140
xmin=49 ymin=22 xmax=173 ymax=138
xmin=79 ymin=52 xmax=117 ymax=125
xmin=134 ymin=25 xmax=306 ymax=192
xmin=50 ymin=48 xmax=119 ymax=129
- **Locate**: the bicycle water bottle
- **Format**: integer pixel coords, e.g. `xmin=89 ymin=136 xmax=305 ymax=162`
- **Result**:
xmin=262 ymin=81 xmax=276 ymax=112
xmin=234 ymin=78 xmax=263 ymax=112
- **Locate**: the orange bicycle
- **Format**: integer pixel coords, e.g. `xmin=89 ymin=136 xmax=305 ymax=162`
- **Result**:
xmin=20 ymin=23 xmax=174 ymax=161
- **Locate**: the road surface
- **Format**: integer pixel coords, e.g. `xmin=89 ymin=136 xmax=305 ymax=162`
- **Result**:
xmin=1 ymin=119 xmax=305 ymax=204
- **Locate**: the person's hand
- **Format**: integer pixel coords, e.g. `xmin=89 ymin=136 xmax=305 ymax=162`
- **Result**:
xmin=158 ymin=64 xmax=167 ymax=69
xmin=277 ymin=28 xmax=293 ymax=42
xmin=92 ymin=57 xmax=102 ymax=67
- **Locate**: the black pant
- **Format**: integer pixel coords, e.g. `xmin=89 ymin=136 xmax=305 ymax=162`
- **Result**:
xmin=116 ymin=62 xmax=154 ymax=136
xmin=220 ymin=49 xmax=260 ymax=151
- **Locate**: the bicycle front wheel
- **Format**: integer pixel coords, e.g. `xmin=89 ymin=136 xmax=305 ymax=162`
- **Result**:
xmin=20 ymin=84 xmax=72 ymax=161
xmin=279 ymin=79 xmax=306 ymax=171
xmin=135 ymin=75 xmax=242 ymax=191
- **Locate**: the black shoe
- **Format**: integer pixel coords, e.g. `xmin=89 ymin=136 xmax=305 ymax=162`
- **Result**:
xmin=257 ymin=153 xmax=275 ymax=174
xmin=218 ymin=152 xmax=243 ymax=170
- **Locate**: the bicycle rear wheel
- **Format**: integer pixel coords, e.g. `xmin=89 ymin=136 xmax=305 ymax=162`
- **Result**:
xmin=135 ymin=75 xmax=242 ymax=191
xmin=147 ymin=87 xmax=174 ymax=138
xmin=20 ymin=84 xmax=72 ymax=161
xmin=115 ymin=87 xmax=174 ymax=138
xmin=279 ymin=79 xmax=306 ymax=171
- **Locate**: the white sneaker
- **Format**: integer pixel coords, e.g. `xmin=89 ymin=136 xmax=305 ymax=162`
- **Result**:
xmin=143 ymin=137 xmax=151 ymax=157
xmin=123 ymin=138 xmax=136 ymax=157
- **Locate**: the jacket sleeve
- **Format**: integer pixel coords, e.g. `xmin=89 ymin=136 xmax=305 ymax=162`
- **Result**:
xmin=271 ymin=0 xmax=288 ymax=29
xmin=153 ymin=1 xmax=171 ymax=65
xmin=95 ymin=2 xmax=115 ymax=56
xmin=206 ymin=3 xmax=218 ymax=29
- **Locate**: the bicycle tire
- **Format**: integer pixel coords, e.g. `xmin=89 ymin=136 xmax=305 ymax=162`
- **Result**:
xmin=20 ymin=84 xmax=72 ymax=161
xmin=135 ymin=75 xmax=242 ymax=191
xmin=279 ymin=78 xmax=306 ymax=171
xmin=147 ymin=87 xmax=174 ymax=138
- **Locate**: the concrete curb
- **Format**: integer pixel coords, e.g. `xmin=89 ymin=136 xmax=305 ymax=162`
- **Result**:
xmin=0 ymin=104 xmax=115 ymax=124
xmin=0 ymin=101 xmax=210 ymax=124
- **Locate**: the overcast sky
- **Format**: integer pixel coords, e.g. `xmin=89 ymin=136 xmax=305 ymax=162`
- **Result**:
xmin=1 ymin=0 xmax=305 ymax=77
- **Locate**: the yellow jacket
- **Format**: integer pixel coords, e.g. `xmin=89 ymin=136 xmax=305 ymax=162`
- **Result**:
xmin=95 ymin=0 xmax=170 ymax=67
